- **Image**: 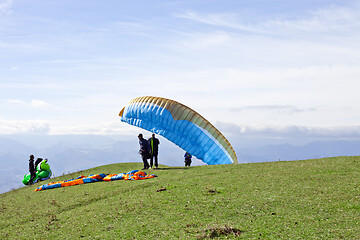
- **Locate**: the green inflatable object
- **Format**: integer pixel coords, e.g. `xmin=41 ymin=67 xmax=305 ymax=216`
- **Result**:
xmin=22 ymin=159 xmax=52 ymax=185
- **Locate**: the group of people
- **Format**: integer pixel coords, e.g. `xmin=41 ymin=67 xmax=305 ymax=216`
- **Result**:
xmin=138 ymin=133 xmax=193 ymax=169
xmin=27 ymin=133 xmax=192 ymax=182
xmin=138 ymin=133 xmax=160 ymax=170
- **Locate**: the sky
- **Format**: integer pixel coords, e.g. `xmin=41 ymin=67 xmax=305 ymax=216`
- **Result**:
xmin=1 ymin=0 xmax=360 ymax=144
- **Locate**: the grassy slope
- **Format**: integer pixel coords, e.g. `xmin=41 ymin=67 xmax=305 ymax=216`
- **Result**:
xmin=1 ymin=156 xmax=360 ymax=239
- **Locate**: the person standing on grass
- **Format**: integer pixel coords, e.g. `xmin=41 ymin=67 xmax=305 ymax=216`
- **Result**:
xmin=28 ymin=155 xmax=36 ymax=184
xmin=148 ymin=133 xmax=160 ymax=169
xmin=184 ymin=152 xmax=192 ymax=167
xmin=138 ymin=133 xmax=150 ymax=170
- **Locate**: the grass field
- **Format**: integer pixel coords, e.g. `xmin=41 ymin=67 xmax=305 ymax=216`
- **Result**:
xmin=1 ymin=156 xmax=360 ymax=239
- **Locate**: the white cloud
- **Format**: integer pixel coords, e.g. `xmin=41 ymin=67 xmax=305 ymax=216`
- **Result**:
xmin=0 ymin=118 xmax=135 ymax=135
xmin=49 ymin=121 xmax=137 ymax=136
xmin=162 ymin=64 xmax=360 ymax=107
xmin=0 ymin=0 xmax=13 ymax=15
xmin=231 ymin=105 xmax=317 ymax=114
xmin=216 ymin=121 xmax=360 ymax=140
xmin=30 ymin=99 xmax=52 ymax=109
xmin=7 ymin=99 xmax=27 ymax=105
xmin=176 ymin=11 xmax=261 ymax=33
xmin=0 ymin=119 xmax=50 ymax=134
xmin=177 ymin=4 xmax=360 ymax=36
xmin=7 ymin=99 xmax=53 ymax=109
xmin=9 ymin=66 xmax=19 ymax=71
xmin=176 ymin=31 xmax=230 ymax=50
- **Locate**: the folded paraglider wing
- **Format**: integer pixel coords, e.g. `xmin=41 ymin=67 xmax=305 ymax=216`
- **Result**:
xmin=119 ymin=96 xmax=237 ymax=165
xmin=35 ymin=170 xmax=156 ymax=191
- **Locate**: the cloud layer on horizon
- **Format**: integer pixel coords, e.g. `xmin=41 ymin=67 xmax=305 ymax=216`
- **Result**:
xmin=1 ymin=117 xmax=360 ymax=143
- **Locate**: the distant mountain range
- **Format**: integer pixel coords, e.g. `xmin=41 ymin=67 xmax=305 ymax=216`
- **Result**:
xmin=1 ymin=134 xmax=359 ymax=194
xmin=238 ymin=141 xmax=360 ymax=163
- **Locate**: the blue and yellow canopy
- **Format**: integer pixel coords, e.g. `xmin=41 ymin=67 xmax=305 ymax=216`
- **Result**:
xmin=119 ymin=96 xmax=237 ymax=165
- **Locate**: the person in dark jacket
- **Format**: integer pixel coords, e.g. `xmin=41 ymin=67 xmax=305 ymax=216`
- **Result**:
xmin=148 ymin=133 xmax=160 ymax=169
xmin=184 ymin=152 xmax=192 ymax=167
xmin=138 ymin=134 xmax=150 ymax=170
xmin=28 ymin=155 xmax=36 ymax=184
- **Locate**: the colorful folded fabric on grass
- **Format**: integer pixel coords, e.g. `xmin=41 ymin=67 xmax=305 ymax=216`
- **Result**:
xmin=35 ymin=170 xmax=156 ymax=191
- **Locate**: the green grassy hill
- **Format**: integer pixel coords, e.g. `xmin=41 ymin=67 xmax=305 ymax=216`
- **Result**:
xmin=1 ymin=156 xmax=360 ymax=239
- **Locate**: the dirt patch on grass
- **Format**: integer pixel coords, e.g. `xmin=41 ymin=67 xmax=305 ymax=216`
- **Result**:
xmin=197 ymin=225 xmax=243 ymax=239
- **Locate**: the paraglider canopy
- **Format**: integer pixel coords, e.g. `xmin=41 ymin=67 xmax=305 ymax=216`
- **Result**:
xmin=119 ymin=96 xmax=237 ymax=165
xmin=23 ymin=158 xmax=52 ymax=185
